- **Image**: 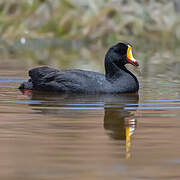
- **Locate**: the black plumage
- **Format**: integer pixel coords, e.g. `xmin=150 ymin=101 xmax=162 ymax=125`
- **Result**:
xmin=19 ymin=42 xmax=139 ymax=93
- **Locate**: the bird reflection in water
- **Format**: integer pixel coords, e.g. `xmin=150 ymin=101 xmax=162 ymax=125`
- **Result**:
xmin=104 ymin=106 xmax=137 ymax=159
xmin=20 ymin=89 xmax=139 ymax=159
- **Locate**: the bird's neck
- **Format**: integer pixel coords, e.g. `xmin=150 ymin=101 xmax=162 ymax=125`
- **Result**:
xmin=105 ymin=56 xmax=125 ymax=80
xmin=105 ymin=57 xmax=138 ymax=87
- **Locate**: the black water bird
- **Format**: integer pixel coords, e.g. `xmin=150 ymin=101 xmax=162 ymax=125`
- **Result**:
xmin=19 ymin=42 xmax=139 ymax=93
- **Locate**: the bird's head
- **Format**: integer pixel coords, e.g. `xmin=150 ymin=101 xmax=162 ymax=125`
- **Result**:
xmin=106 ymin=42 xmax=139 ymax=68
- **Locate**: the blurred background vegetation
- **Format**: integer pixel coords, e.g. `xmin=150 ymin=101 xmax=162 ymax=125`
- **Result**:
xmin=0 ymin=0 xmax=179 ymax=73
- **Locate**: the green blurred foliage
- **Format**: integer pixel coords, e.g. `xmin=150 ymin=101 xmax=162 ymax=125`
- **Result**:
xmin=0 ymin=0 xmax=179 ymax=41
xmin=0 ymin=0 xmax=179 ymax=67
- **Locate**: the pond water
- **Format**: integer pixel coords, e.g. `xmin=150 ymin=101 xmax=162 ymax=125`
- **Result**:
xmin=0 ymin=61 xmax=180 ymax=179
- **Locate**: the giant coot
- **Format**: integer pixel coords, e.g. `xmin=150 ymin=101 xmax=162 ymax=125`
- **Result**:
xmin=19 ymin=42 xmax=139 ymax=93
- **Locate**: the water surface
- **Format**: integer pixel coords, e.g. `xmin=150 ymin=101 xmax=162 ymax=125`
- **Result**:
xmin=0 ymin=65 xmax=180 ymax=180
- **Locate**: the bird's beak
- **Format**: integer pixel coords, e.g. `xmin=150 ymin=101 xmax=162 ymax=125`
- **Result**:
xmin=127 ymin=46 xmax=139 ymax=67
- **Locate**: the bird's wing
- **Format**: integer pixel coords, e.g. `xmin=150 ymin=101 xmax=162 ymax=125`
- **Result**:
xmin=29 ymin=66 xmax=105 ymax=93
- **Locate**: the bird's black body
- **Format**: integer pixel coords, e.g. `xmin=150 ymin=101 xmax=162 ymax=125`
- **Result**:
xmin=19 ymin=43 xmax=139 ymax=94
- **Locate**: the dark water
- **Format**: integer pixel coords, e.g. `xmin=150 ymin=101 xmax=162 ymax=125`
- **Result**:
xmin=0 ymin=65 xmax=180 ymax=180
